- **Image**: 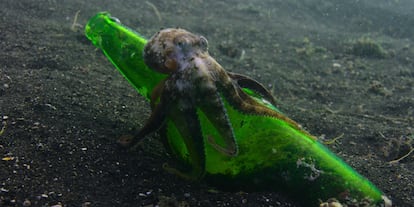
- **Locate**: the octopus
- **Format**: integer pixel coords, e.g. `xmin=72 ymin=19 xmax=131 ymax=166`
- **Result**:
xmin=120 ymin=28 xmax=313 ymax=179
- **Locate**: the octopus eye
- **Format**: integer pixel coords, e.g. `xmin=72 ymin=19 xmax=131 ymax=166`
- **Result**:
xmin=199 ymin=36 xmax=208 ymax=51
xmin=176 ymin=40 xmax=188 ymax=49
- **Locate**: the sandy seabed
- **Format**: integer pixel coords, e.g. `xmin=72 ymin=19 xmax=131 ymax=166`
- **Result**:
xmin=1 ymin=0 xmax=413 ymax=206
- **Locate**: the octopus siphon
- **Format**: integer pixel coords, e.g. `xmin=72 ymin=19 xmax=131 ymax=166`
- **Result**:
xmin=120 ymin=28 xmax=312 ymax=179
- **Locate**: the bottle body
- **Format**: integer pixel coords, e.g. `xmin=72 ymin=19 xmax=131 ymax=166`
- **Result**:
xmin=85 ymin=12 xmax=390 ymax=206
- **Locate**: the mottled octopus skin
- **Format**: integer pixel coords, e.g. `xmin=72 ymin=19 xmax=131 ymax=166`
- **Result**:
xmin=127 ymin=28 xmax=312 ymax=179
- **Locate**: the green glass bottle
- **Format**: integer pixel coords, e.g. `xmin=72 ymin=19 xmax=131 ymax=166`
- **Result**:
xmin=85 ymin=12 xmax=391 ymax=206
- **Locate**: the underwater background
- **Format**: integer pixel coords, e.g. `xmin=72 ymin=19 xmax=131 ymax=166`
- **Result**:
xmin=1 ymin=0 xmax=413 ymax=206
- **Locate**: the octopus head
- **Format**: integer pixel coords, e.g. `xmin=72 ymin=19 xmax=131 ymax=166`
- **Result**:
xmin=144 ymin=28 xmax=209 ymax=74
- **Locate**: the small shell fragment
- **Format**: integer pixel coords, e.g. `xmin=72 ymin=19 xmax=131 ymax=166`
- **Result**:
xmin=2 ymin=156 xmax=14 ymax=161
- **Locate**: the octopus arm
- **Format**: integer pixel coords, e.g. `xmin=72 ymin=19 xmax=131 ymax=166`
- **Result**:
xmin=219 ymin=78 xmax=317 ymax=140
xmin=227 ymin=72 xmax=277 ymax=106
xmin=199 ymin=90 xmax=238 ymax=157
xmin=130 ymin=92 xmax=171 ymax=146
xmin=168 ymin=102 xmax=206 ymax=179
xmin=150 ymin=79 xmax=166 ymax=110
